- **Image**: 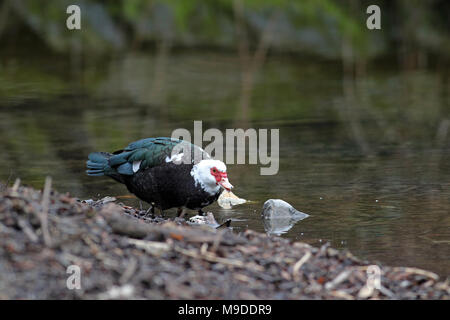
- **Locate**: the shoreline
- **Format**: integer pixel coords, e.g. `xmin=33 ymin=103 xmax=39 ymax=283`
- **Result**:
xmin=0 ymin=178 xmax=448 ymax=299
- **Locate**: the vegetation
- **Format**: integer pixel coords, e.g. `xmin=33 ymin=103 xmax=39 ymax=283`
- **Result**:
xmin=0 ymin=0 xmax=448 ymax=60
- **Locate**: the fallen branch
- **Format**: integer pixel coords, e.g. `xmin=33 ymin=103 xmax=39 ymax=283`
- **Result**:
xmin=391 ymin=267 xmax=439 ymax=281
xmin=174 ymin=245 xmax=264 ymax=272
xmin=292 ymin=251 xmax=312 ymax=281
xmin=38 ymin=176 xmax=52 ymax=246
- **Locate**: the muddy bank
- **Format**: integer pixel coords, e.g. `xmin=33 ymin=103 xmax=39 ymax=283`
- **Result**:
xmin=0 ymin=179 xmax=448 ymax=299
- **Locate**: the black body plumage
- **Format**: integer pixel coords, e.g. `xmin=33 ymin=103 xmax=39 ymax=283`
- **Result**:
xmin=124 ymin=162 xmax=220 ymax=210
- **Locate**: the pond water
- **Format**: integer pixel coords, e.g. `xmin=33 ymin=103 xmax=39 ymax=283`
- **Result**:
xmin=0 ymin=50 xmax=449 ymax=276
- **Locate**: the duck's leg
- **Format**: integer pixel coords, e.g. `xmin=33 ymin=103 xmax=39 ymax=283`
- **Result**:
xmin=144 ymin=205 xmax=155 ymax=218
xmin=177 ymin=207 xmax=187 ymax=218
xmin=158 ymin=207 xmax=165 ymax=218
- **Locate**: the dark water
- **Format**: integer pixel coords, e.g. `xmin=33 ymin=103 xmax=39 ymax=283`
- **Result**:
xmin=0 ymin=51 xmax=449 ymax=276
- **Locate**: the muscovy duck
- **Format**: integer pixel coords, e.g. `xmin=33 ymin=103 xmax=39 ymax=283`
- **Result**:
xmin=86 ymin=137 xmax=233 ymax=216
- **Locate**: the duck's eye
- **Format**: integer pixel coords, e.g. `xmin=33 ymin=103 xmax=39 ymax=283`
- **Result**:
xmin=212 ymin=168 xmax=217 ymax=173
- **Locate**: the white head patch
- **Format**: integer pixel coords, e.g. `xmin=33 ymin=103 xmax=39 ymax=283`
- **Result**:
xmin=190 ymin=159 xmax=227 ymax=195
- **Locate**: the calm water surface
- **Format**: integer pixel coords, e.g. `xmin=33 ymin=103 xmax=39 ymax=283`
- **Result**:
xmin=0 ymin=51 xmax=448 ymax=275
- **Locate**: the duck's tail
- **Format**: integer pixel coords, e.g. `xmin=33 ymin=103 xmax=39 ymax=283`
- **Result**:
xmin=87 ymin=152 xmax=127 ymax=184
xmin=86 ymin=152 xmax=113 ymax=176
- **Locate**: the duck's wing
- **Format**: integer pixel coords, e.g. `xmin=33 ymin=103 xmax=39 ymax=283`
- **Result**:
xmin=109 ymin=137 xmax=210 ymax=175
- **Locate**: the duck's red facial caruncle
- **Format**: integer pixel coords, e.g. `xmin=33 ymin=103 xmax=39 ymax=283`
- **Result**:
xmin=210 ymin=167 xmax=233 ymax=191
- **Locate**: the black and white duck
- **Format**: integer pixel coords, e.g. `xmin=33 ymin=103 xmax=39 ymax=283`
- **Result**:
xmin=86 ymin=137 xmax=233 ymax=216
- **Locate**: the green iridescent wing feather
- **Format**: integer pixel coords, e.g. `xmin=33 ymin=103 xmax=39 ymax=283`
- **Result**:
xmin=87 ymin=137 xmax=210 ymax=177
xmin=110 ymin=137 xmax=206 ymax=175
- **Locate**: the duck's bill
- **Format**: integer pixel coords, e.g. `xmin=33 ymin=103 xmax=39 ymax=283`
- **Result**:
xmin=219 ymin=178 xmax=233 ymax=191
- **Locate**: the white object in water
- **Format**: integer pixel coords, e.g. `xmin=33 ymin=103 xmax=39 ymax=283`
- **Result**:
xmin=262 ymin=199 xmax=309 ymax=236
xmin=262 ymin=199 xmax=309 ymax=220
xmin=217 ymin=190 xmax=246 ymax=209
